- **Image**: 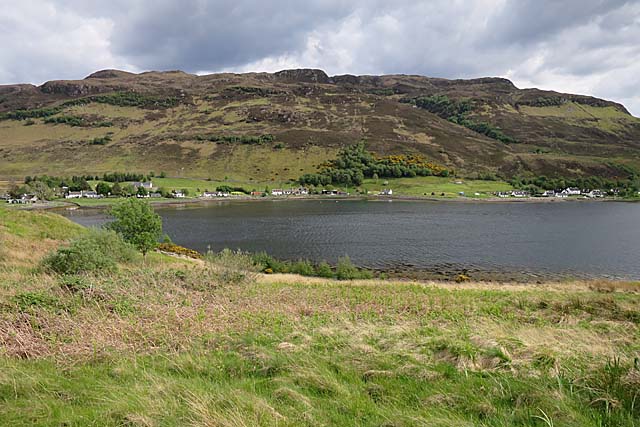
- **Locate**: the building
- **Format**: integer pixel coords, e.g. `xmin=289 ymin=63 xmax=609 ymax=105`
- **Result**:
xmin=586 ymin=189 xmax=605 ymax=198
xmin=65 ymin=191 xmax=83 ymax=199
xmin=380 ymin=189 xmax=393 ymax=196
xmin=133 ymin=181 xmax=153 ymax=190
xmin=148 ymin=192 xmax=163 ymax=198
xmin=563 ymin=187 xmax=581 ymax=196
xmin=495 ymin=192 xmax=510 ymax=198
xmin=202 ymin=191 xmax=229 ymax=198
xmin=271 ymin=189 xmax=283 ymax=196
xmin=65 ymin=190 xmax=101 ymax=199
xmin=172 ymin=190 xmax=185 ymax=198
xmin=510 ymin=190 xmax=529 ymax=198
xmin=541 ymin=190 xmax=555 ymax=197
xmin=7 ymin=194 xmax=37 ymax=204
xmin=83 ymin=191 xmax=100 ymax=198
xmin=251 ymin=191 xmax=264 ymax=196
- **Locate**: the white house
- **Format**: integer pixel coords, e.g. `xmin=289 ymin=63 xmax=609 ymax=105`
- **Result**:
xmin=202 ymin=191 xmax=229 ymax=198
xmin=271 ymin=189 xmax=283 ymax=196
xmin=172 ymin=190 xmax=185 ymax=198
xmin=65 ymin=190 xmax=101 ymax=199
xmin=511 ymin=190 xmax=529 ymax=198
xmin=541 ymin=190 xmax=556 ymax=197
xmin=380 ymin=189 xmax=393 ymax=196
xmin=495 ymin=192 xmax=510 ymax=198
xmin=555 ymin=192 xmax=568 ymax=198
xmin=563 ymin=187 xmax=581 ymax=196
xmin=8 ymin=194 xmax=37 ymax=204
xmin=133 ymin=181 xmax=153 ymax=190
xmin=586 ymin=189 xmax=605 ymax=198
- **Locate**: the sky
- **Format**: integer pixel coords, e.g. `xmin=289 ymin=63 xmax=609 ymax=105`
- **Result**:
xmin=1 ymin=0 xmax=639 ymax=116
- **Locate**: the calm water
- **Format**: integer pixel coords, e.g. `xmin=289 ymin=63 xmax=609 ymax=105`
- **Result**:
xmin=61 ymin=199 xmax=640 ymax=279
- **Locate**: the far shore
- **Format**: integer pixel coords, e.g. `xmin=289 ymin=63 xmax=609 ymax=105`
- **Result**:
xmin=9 ymin=192 xmax=631 ymax=211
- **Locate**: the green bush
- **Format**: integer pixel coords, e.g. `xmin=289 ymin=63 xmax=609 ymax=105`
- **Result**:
xmin=43 ymin=229 xmax=137 ymax=274
xmin=316 ymin=261 xmax=334 ymax=278
xmin=290 ymin=260 xmax=316 ymax=276
xmin=334 ymin=256 xmax=373 ymax=280
xmin=252 ymin=251 xmax=288 ymax=273
xmin=336 ymin=256 xmax=358 ymax=280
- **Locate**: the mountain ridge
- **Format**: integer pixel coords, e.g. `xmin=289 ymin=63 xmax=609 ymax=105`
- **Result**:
xmin=0 ymin=68 xmax=638 ymax=182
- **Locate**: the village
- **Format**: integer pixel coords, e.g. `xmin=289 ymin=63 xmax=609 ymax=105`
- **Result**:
xmin=0 ymin=178 xmax=629 ymax=205
xmin=493 ymin=187 xmax=609 ymax=199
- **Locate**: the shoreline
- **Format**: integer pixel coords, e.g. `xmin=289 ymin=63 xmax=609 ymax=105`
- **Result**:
xmin=15 ymin=192 xmax=631 ymax=211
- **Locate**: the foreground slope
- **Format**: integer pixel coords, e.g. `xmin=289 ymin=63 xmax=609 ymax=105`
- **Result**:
xmin=0 ymin=69 xmax=639 ymax=181
xmin=0 ymin=208 xmax=639 ymax=426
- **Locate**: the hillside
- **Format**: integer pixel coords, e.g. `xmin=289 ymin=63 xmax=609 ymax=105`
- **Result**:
xmin=1 ymin=207 xmax=639 ymax=426
xmin=1 ymin=69 xmax=639 ymax=182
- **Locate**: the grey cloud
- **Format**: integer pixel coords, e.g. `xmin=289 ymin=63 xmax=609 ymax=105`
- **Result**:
xmin=108 ymin=0 xmax=355 ymax=71
xmin=0 ymin=0 xmax=638 ymax=115
xmin=482 ymin=0 xmax=632 ymax=46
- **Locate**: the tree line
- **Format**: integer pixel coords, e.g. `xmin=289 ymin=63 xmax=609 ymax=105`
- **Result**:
xmin=298 ymin=143 xmax=451 ymax=187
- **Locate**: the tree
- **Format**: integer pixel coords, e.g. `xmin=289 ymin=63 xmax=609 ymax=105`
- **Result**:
xmin=27 ymin=181 xmax=54 ymax=200
xmin=111 ymin=182 xmax=122 ymax=196
xmin=95 ymin=182 xmax=112 ymax=196
xmin=121 ymin=184 xmax=136 ymax=197
xmin=107 ymin=198 xmax=162 ymax=257
xmin=137 ymin=186 xmax=148 ymax=197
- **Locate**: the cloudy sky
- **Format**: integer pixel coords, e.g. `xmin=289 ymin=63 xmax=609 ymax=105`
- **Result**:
xmin=1 ymin=0 xmax=639 ymax=115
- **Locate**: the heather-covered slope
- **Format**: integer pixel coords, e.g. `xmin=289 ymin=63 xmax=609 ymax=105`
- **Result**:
xmin=0 ymin=69 xmax=638 ymax=181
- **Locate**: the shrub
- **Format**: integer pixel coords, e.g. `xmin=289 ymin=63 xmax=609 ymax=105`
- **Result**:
xmin=252 ymin=251 xmax=288 ymax=273
xmin=316 ymin=261 xmax=334 ymax=278
xmin=43 ymin=229 xmax=137 ymax=274
xmin=157 ymin=242 xmax=202 ymax=259
xmin=335 ymin=256 xmax=373 ymax=280
xmin=336 ymin=256 xmax=359 ymax=280
xmin=455 ymin=274 xmax=471 ymax=283
xmin=290 ymin=260 xmax=316 ymax=276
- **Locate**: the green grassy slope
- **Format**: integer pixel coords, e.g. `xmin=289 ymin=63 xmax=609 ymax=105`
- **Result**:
xmin=0 ymin=69 xmax=639 ymax=183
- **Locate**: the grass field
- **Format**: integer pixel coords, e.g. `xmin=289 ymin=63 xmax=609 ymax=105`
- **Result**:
xmin=0 ymin=207 xmax=639 ymax=426
xmin=361 ymin=176 xmax=513 ymax=197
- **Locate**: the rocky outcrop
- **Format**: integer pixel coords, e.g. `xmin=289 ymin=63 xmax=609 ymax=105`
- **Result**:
xmin=39 ymin=80 xmax=118 ymax=97
xmin=274 ymin=69 xmax=330 ymax=84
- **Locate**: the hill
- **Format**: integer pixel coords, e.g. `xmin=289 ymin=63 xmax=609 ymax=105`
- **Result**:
xmin=1 ymin=207 xmax=639 ymax=426
xmin=1 ymin=69 xmax=639 ymax=183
